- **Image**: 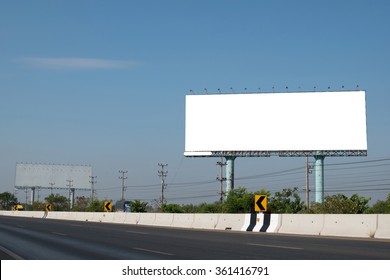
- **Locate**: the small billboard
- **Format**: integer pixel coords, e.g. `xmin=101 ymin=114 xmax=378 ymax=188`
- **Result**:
xmin=15 ymin=163 xmax=92 ymax=189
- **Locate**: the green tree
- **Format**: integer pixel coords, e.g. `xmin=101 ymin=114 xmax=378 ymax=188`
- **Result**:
xmin=0 ymin=192 xmax=18 ymax=210
xmin=130 ymin=200 xmax=148 ymax=213
xmin=181 ymin=203 xmax=198 ymax=213
xmin=268 ymin=187 xmax=305 ymax=213
xmin=367 ymin=193 xmax=390 ymax=214
xmin=87 ymin=198 xmax=103 ymax=212
xmin=32 ymin=201 xmax=46 ymax=211
xmin=45 ymin=194 xmax=69 ymax=211
xmin=223 ymin=186 xmax=254 ymax=213
xmin=195 ymin=202 xmax=224 ymax=213
xmin=72 ymin=196 xmax=90 ymax=212
xmin=350 ymin=194 xmax=371 ymax=214
xmin=254 ymin=188 xmax=271 ymax=197
xmin=309 ymin=193 xmax=371 ymax=214
xmin=162 ymin=203 xmax=184 ymax=213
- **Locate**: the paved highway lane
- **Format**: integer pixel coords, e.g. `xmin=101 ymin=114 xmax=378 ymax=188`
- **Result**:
xmin=0 ymin=215 xmax=389 ymax=260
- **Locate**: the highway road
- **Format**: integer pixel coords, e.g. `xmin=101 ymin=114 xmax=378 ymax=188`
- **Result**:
xmin=0 ymin=215 xmax=389 ymax=260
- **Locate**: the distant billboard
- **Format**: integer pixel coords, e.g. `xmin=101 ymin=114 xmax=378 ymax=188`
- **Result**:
xmin=15 ymin=163 xmax=92 ymax=189
xmin=184 ymin=91 xmax=367 ymax=157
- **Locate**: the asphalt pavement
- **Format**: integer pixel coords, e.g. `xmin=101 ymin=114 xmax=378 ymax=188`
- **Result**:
xmin=1 ymin=215 xmax=390 ymax=260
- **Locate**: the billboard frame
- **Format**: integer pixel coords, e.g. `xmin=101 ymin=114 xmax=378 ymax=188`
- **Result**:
xmin=184 ymin=90 xmax=368 ymax=158
xmin=185 ymin=150 xmax=367 ymax=158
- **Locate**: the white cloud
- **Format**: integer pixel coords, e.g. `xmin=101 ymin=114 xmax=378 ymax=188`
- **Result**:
xmin=19 ymin=57 xmax=136 ymax=70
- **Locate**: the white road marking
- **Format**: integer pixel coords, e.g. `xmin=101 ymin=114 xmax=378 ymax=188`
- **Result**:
xmin=126 ymin=230 xmax=149 ymax=235
xmin=69 ymin=224 xmax=83 ymax=227
xmin=247 ymin=243 xmax=303 ymax=250
xmin=51 ymin=232 xmax=67 ymax=236
xmin=133 ymin=247 xmax=174 ymax=256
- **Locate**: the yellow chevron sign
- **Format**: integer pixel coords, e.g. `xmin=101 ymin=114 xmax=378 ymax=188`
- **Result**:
xmin=255 ymin=195 xmax=267 ymax=212
xmin=13 ymin=204 xmax=24 ymax=211
xmin=104 ymin=201 xmax=112 ymax=212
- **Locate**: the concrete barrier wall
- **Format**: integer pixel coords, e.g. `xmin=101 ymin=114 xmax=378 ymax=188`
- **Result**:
xmin=278 ymin=214 xmax=324 ymax=235
xmin=172 ymin=213 xmax=195 ymax=228
xmin=153 ymin=213 xmax=174 ymax=227
xmin=137 ymin=213 xmax=157 ymax=226
xmin=321 ymin=214 xmax=377 ymax=238
xmin=1 ymin=211 xmax=389 ymax=239
xmin=192 ymin=213 xmax=219 ymax=230
xmin=215 ymin=214 xmax=246 ymax=231
xmin=248 ymin=213 xmax=281 ymax=232
xmin=124 ymin=213 xmax=140 ymax=225
xmin=252 ymin=213 xmax=264 ymax=232
xmin=375 ymin=214 xmax=390 ymax=239
xmin=266 ymin=213 xmax=281 ymax=233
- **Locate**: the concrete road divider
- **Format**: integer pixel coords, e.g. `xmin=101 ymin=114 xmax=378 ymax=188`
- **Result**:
xmin=215 ymin=214 xmax=246 ymax=231
xmin=242 ymin=213 xmax=257 ymax=231
xmin=264 ymin=213 xmax=281 ymax=233
xmin=124 ymin=213 xmax=140 ymax=225
xmin=192 ymin=213 xmax=219 ymax=230
xmin=252 ymin=213 xmax=265 ymax=232
xmin=321 ymin=214 xmax=377 ymax=238
xmin=153 ymin=213 xmax=174 ymax=227
xmin=137 ymin=213 xmax=157 ymax=226
xmin=242 ymin=213 xmax=281 ymax=232
xmin=374 ymin=214 xmax=390 ymax=239
xmin=278 ymin=214 xmax=324 ymax=235
xmin=78 ymin=212 xmax=100 ymax=222
xmin=172 ymin=213 xmax=195 ymax=228
xmin=111 ymin=212 xmax=127 ymax=224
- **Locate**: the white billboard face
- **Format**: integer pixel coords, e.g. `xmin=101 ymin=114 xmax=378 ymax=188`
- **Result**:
xmin=185 ymin=91 xmax=367 ymax=156
xmin=15 ymin=163 xmax=92 ymax=189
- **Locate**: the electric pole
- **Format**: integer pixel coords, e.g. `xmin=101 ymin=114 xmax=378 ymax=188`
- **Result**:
xmin=158 ymin=163 xmax=168 ymax=208
xmin=89 ymin=176 xmax=97 ymax=201
xmin=216 ymin=158 xmax=227 ymax=202
xmin=66 ymin=179 xmax=74 ymax=210
xmin=49 ymin=182 xmax=55 ymax=195
xmin=119 ymin=170 xmax=128 ymax=201
xmin=305 ymin=157 xmax=313 ymax=208
xmin=37 ymin=186 xmax=40 ymax=202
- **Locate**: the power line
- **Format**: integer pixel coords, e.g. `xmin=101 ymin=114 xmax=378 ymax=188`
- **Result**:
xmin=325 ymin=157 xmax=390 ymax=166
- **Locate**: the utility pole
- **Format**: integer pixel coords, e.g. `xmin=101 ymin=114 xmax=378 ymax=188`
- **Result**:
xmin=89 ymin=176 xmax=97 ymax=201
xmin=25 ymin=187 xmax=28 ymax=206
xmin=66 ymin=179 xmax=74 ymax=210
xmin=49 ymin=182 xmax=55 ymax=195
xmin=216 ymin=158 xmax=227 ymax=202
xmin=158 ymin=163 xmax=168 ymax=208
xmin=305 ymin=157 xmax=313 ymax=208
xmin=119 ymin=170 xmax=128 ymax=201
xmin=31 ymin=187 xmax=35 ymax=205
xmin=37 ymin=187 xmax=40 ymax=202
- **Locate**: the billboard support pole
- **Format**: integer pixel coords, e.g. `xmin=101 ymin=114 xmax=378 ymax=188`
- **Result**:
xmin=225 ymin=156 xmax=236 ymax=195
xmin=314 ymin=154 xmax=325 ymax=203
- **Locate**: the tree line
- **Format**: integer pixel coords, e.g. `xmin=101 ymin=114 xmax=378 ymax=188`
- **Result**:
xmin=1 ymin=187 xmax=390 ymax=214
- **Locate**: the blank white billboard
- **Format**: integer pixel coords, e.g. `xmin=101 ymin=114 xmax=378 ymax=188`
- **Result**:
xmin=184 ymin=91 xmax=367 ymax=156
xmin=15 ymin=163 xmax=92 ymax=189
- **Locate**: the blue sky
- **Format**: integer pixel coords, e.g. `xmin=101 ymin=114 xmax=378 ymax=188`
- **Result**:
xmin=1 ymin=0 xmax=390 ymax=205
